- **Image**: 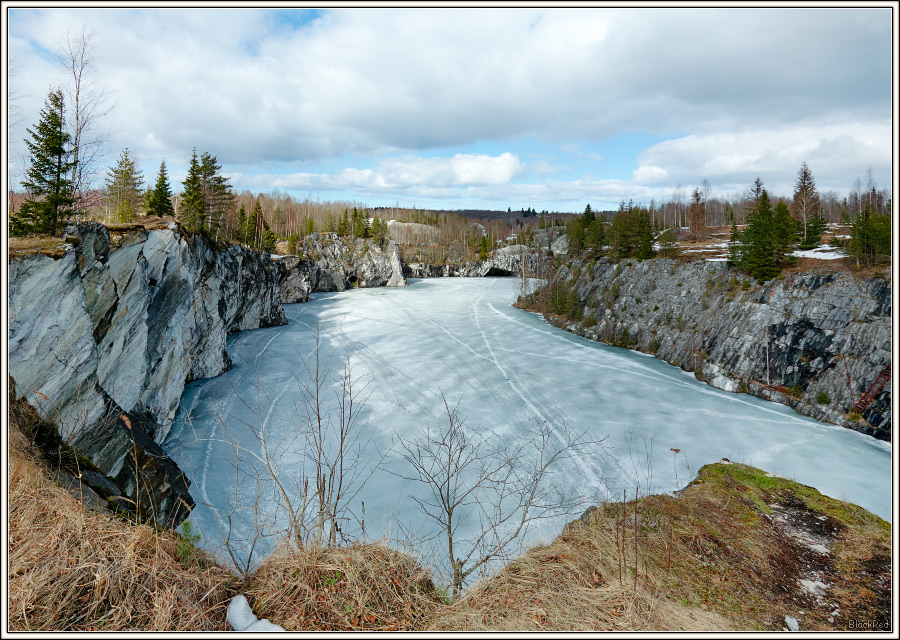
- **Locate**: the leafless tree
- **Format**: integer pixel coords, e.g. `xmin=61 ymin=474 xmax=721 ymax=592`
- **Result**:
xmin=294 ymin=329 xmax=379 ymax=546
xmin=178 ymin=329 xmax=380 ymax=575
xmin=56 ymin=24 xmax=116 ymax=215
xmin=672 ymin=183 xmax=685 ymax=230
xmin=395 ymin=393 xmax=604 ymax=598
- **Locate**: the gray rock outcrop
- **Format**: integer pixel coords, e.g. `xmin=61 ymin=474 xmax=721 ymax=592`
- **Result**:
xmin=528 ymin=258 xmax=891 ymax=440
xmin=403 ymin=245 xmax=544 ymax=279
xmin=275 ymin=233 xmax=407 ymax=302
xmin=9 ymin=222 xmax=288 ymax=526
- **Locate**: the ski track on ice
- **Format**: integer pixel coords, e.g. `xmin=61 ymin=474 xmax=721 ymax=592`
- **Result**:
xmin=472 ymin=283 xmax=602 ymax=487
xmin=487 ymin=302 xmax=816 ymax=428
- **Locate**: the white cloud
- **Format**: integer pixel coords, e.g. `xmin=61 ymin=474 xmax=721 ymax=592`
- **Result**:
xmin=634 ymin=120 xmax=892 ymax=194
xmin=449 ymin=153 xmax=522 ymax=185
xmin=6 ymin=7 xmax=891 ymax=209
xmin=245 ymin=152 xmax=522 ymax=191
xmin=632 ymin=164 xmax=668 ymax=185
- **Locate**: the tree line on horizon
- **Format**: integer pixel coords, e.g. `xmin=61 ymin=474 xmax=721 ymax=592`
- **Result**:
xmin=10 ymin=82 xmax=890 ymax=274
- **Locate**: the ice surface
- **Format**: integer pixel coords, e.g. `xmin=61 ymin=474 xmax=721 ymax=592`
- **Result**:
xmin=165 ymin=278 xmax=891 ymax=577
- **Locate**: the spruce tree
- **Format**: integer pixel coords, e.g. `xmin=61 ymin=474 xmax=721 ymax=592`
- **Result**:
xmin=104 ymin=148 xmax=144 ymax=223
xmin=741 ymin=190 xmax=780 ymax=281
xmin=337 ymin=209 xmax=350 ymax=236
xmin=792 ymin=162 xmax=819 ymax=248
xmin=688 ymin=187 xmax=706 ymax=239
xmin=585 ymin=219 xmax=605 ymax=256
xmin=261 ymin=220 xmax=278 ymax=252
xmin=16 ymin=88 xmax=75 ymax=235
xmin=849 ymin=205 xmax=891 ymax=268
xmin=727 ymin=220 xmax=742 ymax=267
xmin=147 ymin=160 xmax=175 ymax=218
xmin=179 ymin=149 xmax=205 ymax=233
xmin=199 ymin=152 xmax=233 ymax=242
xmin=236 ymin=203 xmax=247 ymax=244
xmin=582 ymin=203 xmax=595 ymax=226
xmin=772 ymin=201 xmax=798 ymax=258
xmin=479 ymin=234 xmax=489 ymax=260
xmin=246 ymin=198 xmax=263 ymax=249
xmin=635 ymin=211 xmax=656 ymax=260
xmin=566 ymin=217 xmax=585 ymax=255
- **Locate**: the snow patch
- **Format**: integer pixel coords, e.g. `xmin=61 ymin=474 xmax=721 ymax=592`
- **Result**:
xmin=228 ymin=595 xmax=285 ymax=632
xmin=790 ymin=247 xmax=846 ymax=260
xmin=800 ymin=578 xmax=829 ymax=597
xmin=784 ymin=615 xmax=800 ymax=631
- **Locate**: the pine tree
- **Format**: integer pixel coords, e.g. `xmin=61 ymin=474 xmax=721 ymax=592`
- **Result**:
xmin=147 ymin=160 xmax=175 ymax=218
xmin=15 ymin=88 xmax=75 ymax=235
xmin=304 ymin=216 xmax=316 ymax=236
xmin=104 ymin=148 xmax=145 ymax=223
xmin=179 ymin=149 xmax=205 ymax=233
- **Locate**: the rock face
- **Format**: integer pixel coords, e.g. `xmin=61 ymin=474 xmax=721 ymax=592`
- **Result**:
xmin=275 ymin=233 xmax=407 ymax=303
xmin=404 ymin=245 xmax=544 ymax=279
xmin=530 ymin=258 xmax=891 ymax=440
xmin=9 ymin=222 xmax=288 ymax=526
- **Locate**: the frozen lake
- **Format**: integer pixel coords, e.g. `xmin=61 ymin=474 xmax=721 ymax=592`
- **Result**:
xmin=165 ymin=277 xmax=891 ymax=576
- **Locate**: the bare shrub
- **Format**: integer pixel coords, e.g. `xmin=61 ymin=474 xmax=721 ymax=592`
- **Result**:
xmin=395 ymin=393 xmax=605 ymax=597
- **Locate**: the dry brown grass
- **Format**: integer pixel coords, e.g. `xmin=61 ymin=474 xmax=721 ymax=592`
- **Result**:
xmin=427 ymin=496 xmax=740 ymax=632
xmin=242 ymin=542 xmax=445 ymax=631
xmin=8 ymin=235 xmax=72 ymax=259
xmin=428 ymin=517 xmax=734 ymax=632
xmin=429 ymin=462 xmax=891 ymax=632
xmin=7 ymin=425 xmax=239 ymax=631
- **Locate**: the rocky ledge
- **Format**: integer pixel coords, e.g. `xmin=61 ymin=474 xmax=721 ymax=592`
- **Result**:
xmin=404 ymin=245 xmax=544 ymax=279
xmin=9 ymin=222 xmax=288 ymax=526
xmin=8 ymin=224 xmax=411 ymax=526
xmin=521 ymin=258 xmax=891 ymax=440
xmin=276 ymin=232 xmax=407 ymax=303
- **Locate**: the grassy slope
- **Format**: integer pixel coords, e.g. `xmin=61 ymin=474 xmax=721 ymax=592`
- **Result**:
xmin=7 ymin=397 xmax=891 ymax=631
xmin=430 ymin=461 xmax=891 ymax=631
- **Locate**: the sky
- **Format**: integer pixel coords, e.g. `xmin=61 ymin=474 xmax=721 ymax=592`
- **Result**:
xmin=4 ymin=5 xmax=895 ymax=212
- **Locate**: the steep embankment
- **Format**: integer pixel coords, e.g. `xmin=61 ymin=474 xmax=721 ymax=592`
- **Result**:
xmin=518 ymin=258 xmax=891 ymax=440
xmin=8 ymin=222 xmax=407 ymax=526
